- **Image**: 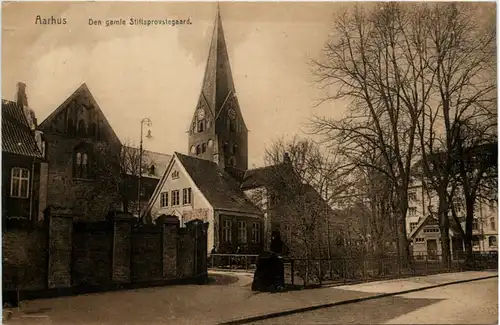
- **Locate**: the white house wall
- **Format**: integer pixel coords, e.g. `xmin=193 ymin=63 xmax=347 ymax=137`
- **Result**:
xmin=150 ymin=156 xmax=215 ymax=250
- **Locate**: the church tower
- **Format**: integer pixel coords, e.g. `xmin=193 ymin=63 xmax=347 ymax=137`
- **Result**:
xmin=187 ymin=5 xmax=248 ymax=171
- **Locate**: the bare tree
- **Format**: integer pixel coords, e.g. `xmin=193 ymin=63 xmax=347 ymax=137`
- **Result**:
xmin=263 ymin=136 xmax=354 ymax=283
xmin=310 ymin=2 xmax=495 ymax=267
xmin=309 ymin=3 xmax=425 ymax=266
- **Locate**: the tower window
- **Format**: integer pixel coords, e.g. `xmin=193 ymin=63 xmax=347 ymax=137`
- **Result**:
xmin=230 ymin=120 xmax=236 ymax=132
xmin=223 ymin=142 xmax=229 ymax=154
xmin=197 ymin=120 xmax=205 ymax=132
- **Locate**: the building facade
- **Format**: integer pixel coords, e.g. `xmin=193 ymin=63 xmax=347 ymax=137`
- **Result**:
xmin=37 ymin=83 xmax=123 ymax=221
xmin=2 ymin=95 xmax=46 ymax=225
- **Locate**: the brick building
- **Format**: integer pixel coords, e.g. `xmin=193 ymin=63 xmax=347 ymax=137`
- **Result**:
xmin=37 ymin=83 xmax=123 ymax=221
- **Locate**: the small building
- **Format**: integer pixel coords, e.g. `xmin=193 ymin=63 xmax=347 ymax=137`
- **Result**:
xmin=145 ymin=152 xmax=264 ymax=254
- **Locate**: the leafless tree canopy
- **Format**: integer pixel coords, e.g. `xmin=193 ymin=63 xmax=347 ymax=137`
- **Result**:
xmin=309 ymin=2 xmax=496 ymax=266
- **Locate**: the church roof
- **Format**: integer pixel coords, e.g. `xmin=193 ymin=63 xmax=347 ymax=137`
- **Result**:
xmin=2 ymin=100 xmax=43 ymax=158
xmin=176 ymin=153 xmax=262 ymax=215
xmin=198 ymin=5 xmax=236 ymax=116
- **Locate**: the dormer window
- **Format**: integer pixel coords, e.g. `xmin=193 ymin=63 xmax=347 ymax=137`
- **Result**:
xmin=149 ymin=164 xmax=156 ymax=176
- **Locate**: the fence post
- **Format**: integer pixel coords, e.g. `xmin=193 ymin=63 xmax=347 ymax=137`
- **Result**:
xmin=291 ymin=260 xmax=295 ymax=286
xmin=425 ymin=255 xmax=428 ymax=275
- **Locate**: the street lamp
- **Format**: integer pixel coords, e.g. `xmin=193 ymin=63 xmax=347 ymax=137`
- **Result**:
xmin=138 ymin=117 xmax=152 ymax=221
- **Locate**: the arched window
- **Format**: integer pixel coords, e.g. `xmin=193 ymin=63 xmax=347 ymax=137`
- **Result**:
xmin=223 ymin=142 xmax=229 ymax=154
xmin=196 ymin=145 xmax=201 ymax=155
xmin=67 ymin=118 xmax=75 ymax=133
xmin=202 ymin=143 xmax=207 ymax=153
xmin=149 ymin=164 xmax=156 ymax=176
xmin=233 ymin=144 xmax=238 ymax=155
xmin=190 ymin=146 xmax=196 ymax=154
xmin=192 ymin=121 xmax=196 ymax=134
xmin=78 ymin=119 xmax=86 ymax=135
xmin=230 ymin=120 xmax=236 ymax=132
xmin=197 ymin=120 xmax=205 ymax=132
xmin=74 ymin=147 xmax=90 ymax=179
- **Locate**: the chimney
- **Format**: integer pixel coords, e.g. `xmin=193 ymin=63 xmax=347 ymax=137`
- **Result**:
xmin=16 ymin=82 xmax=28 ymax=109
xmin=283 ymin=152 xmax=291 ymax=164
xmin=16 ymin=82 xmax=37 ymax=130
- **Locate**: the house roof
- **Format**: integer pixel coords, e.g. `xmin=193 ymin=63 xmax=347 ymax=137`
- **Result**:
xmin=175 ymin=153 xmax=262 ymax=215
xmin=2 ymin=100 xmax=43 ymax=158
xmin=122 ymin=146 xmax=171 ymax=179
xmin=409 ymin=213 xmax=464 ymax=239
xmin=240 ymin=163 xmax=294 ymax=190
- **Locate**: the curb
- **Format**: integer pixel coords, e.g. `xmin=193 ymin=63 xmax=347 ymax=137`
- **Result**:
xmin=218 ymin=274 xmax=498 ymax=325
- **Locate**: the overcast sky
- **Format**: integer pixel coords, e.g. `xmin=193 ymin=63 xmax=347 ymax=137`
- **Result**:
xmin=3 ymin=2 xmax=493 ymax=168
xmin=2 ymin=2 xmax=357 ymax=167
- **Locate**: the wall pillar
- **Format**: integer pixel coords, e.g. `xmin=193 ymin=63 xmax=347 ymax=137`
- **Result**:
xmin=45 ymin=206 xmax=73 ymax=289
xmin=107 ymin=211 xmax=135 ymax=283
xmin=156 ymin=214 xmax=179 ymax=279
xmin=186 ymin=219 xmax=208 ymax=279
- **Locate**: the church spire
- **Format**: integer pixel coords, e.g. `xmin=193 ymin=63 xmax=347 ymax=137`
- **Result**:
xmin=199 ymin=4 xmax=236 ymax=116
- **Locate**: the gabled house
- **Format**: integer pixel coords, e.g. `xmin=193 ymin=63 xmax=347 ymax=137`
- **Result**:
xmin=145 ymin=152 xmax=264 ymax=253
xmin=37 ymin=83 xmax=122 ymax=221
xmin=408 ymin=213 xmax=466 ymax=260
xmin=2 ymin=94 xmax=46 ymax=226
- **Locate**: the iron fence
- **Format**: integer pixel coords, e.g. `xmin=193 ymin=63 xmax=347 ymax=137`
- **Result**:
xmin=208 ymin=253 xmax=498 ymax=287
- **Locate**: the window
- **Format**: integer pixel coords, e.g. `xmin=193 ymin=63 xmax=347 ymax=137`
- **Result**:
xmin=252 ymin=222 xmax=261 ymax=243
xmin=408 ymin=207 xmax=417 ymax=216
xmin=415 ymin=238 xmax=425 ymax=243
xmin=190 ymin=146 xmax=196 ymax=154
xmin=183 ymin=188 xmax=192 ymax=205
xmin=202 ymin=143 xmax=207 ymax=153
xmin=148 ymin=164 xmax=156 ymax=176
xmin=472 ymin=235 xmax=481 ymax=247
xmin=230 ymin=120 xmax=236 ymax=132
xmin=472 ymin=219 xmax=479 ymax=231
xmin=140 ymin=186 xmax=146 ymax=196
xmin=207 ymin=139 xmax=214 ymax=148
xmin=196 ymin=145 xmax=201 ymax=155
xmin=410 ymin=222 xmax=418 ymax=232
xmin=423 ymin=227 xmax=439 ymax=233
xmin=10 ymin=167 xmax=29 ymax=198
xmin=222 ymin=219 xmax=232 ymax=243
xmin=489 ymin=236 xmax=497 ymax=247
xmin=197 ymin=120 xmax=205 ymax=132
xmin=172 ymin=170 xmax=179 ymax=179
xmin=74 ymin=150 xmax=90 ymax=179
xmin=171 ymin=190 xmax=180 ymax=206
xmin=490 ymin=218 xmax=496 ymax=231
xmin=408 ymin=191 xmax=417 ymax=201
xmin=238 ymin=221 xmax=247 ymax=243
xmin=233 ymin=144 xmax=238 ymax=155
xmin=160 ymin=192 xmax=168 ymax=208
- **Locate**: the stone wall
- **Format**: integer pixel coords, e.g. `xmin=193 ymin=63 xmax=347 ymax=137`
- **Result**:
xmin=2 ymin=209 xmax=208 ymax=299
xmin=2 ymin=226 xmax=47 ymax=291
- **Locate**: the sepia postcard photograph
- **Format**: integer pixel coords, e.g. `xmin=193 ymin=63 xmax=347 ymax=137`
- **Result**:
xmin=1 ymin=1 xmax=498 ymax=324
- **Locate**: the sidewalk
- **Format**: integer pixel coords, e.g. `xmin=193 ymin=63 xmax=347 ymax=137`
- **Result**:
xmin=3 ymin=271 xmax=496 ymax=325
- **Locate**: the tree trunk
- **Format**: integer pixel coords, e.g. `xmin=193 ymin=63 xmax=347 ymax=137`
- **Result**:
xmin=464 ymin=198 xmax=475 ymax=268
xmin=438 ymin=195 xmax=451 ymax=268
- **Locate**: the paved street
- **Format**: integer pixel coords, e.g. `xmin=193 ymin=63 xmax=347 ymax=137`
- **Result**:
xmin=251 ymin=276 xmax=498 ymax=325
xmin=3 ymin=271 xmax=497 ymax=325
